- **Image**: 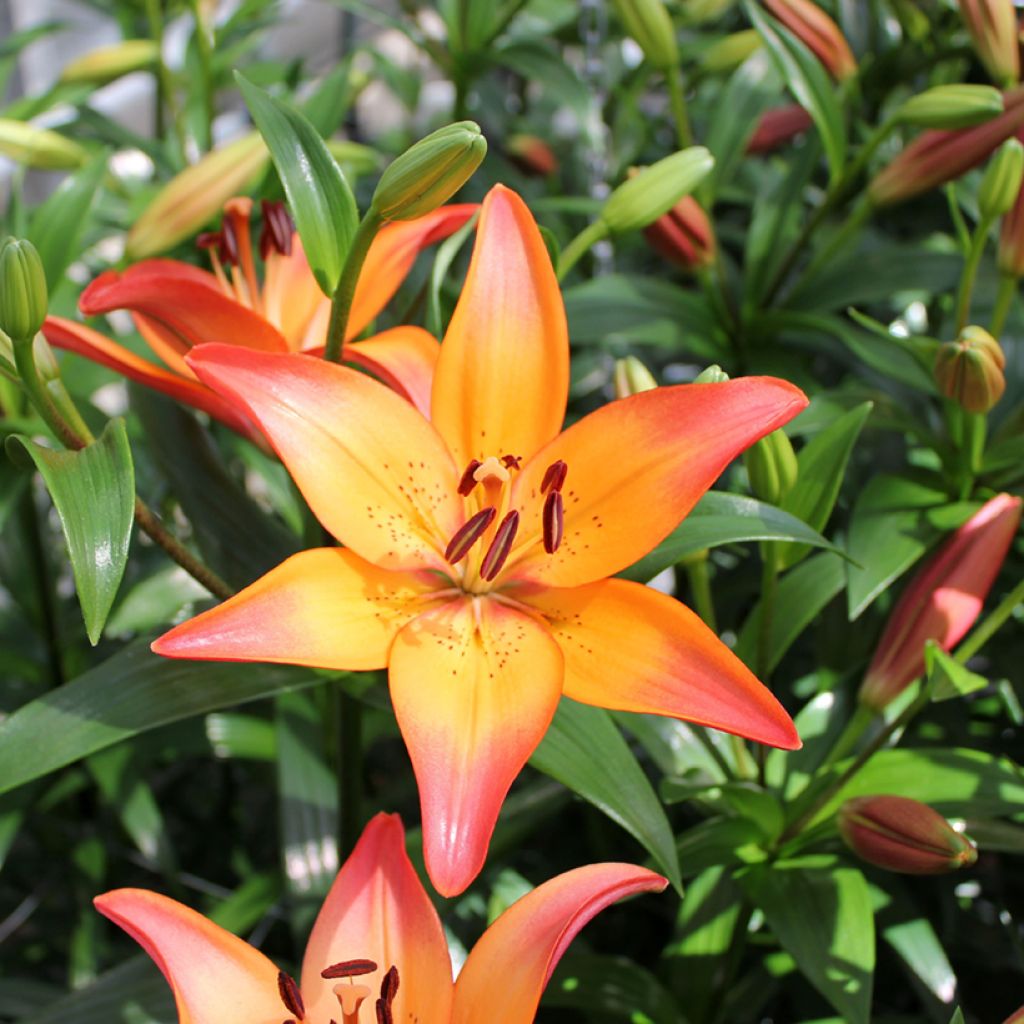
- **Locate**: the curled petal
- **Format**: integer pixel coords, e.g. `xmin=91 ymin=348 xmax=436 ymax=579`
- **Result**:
xmin=346 ymin=326 xmax=441 ymax=418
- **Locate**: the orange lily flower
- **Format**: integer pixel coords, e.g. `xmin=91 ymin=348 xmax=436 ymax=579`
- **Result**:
xmin=42 ymin=200 xmax=476 ymax=436
xmin=95 ymin=812 xmax=667 ymax=1024
xmin=153 ymin=184 xmax=807 ymax=896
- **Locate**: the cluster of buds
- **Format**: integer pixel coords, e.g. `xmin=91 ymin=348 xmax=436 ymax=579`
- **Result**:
xmin=934 ymin=326 xmax=1007 ymax=414
xmin=958 ymin=0 xmax=1020 ymax=87
xmin=602 ymin=147 xmax=714 ymax=233
xmin=762 ymin=0 xmax=857 ymax=81
xmin=642 ymin=194 xmax=717 ymax=272
xmin=858 ymin=493 xmax=1022 ymax=711
xmin=838 ymin=795 xmax=978 ymax=874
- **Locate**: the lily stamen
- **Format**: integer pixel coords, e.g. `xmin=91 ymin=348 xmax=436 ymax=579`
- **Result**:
xmin=540 ymin=459 xmax=567 ymax=493
xmin=322 ymin=958 xmax=379 ymax=979
xmin=260 ymin=199 xmax=295 ymax=258
xmin=542 ymin=490 xmax=564 ymax=553
xmin=480 ymin=510 xmax=519 ymax=581
xmin=278 ymin=970 xmax=305 ymax=1018
xmin=445 ymin=507 xmax=496 ymax=563
xmin=457 ymin=459 xmax=482 ymax=496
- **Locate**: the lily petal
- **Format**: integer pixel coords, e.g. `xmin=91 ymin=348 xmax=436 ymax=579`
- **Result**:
xmin=507 ymin=378 xmax=808 ymax=588
xmin=522 ymin=579 xmax=800 ymax=749
xmin=187 ymin=345 xmax=463 ymax=572
xmin=389 ymin=597 xmax=564 ymax=897
xmin=262 ymin=239 xmax=327 ymax=351
xmin=80 ymin=260 xmax=289 ymax=354
xmin=452 ymin=863 xmax=667 ymax=1024
xmin=346 ymin=326 xmax=441 ymax=418
xmin=349 ymin=204 xmax=478 ymax=339
xmin=42 ymin=316 xmax=258 ymax=438
xmin=153 ymin=548 xmax=440 ymax=669
xmin=431 ymin=185 xmax=568 ymax=467
xmin=94 ymin=889 xmax=282 ymax=1024
xmin=301 ymin=813 xmax=453 ymax=1024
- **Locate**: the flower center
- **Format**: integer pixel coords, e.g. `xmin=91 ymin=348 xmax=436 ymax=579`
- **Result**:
xmin=276 ymin=960 xmax=399 ymax=1024
xmin=444 ymin=455 xmax=567 ymax=592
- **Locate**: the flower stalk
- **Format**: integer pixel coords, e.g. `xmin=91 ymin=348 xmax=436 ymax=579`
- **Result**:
xmin=324 ymin=209 xmax=384 ymax=362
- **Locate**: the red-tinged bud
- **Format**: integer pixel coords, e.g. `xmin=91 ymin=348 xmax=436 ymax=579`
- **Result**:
xmin=1004 ymin=1004 xmax=1024 ymax=1024
xmin=642 ymin=194 xmax=717 ymax=271
xmin=934 ymin=326 xmax=1007 ymax=414
xmin=869 ymin=86 xmax=1024 ymax=205
xmin=507 ymin=134 xmax=558 ymax=177
xmin=859 ymin=493 xmax=1022 ymax=710
xmin=959 ymin=0 xmax=1020 ymax=87
xmin=746 ymin=104 xmax=814 ymax=154
xmin=762 ymin=0 xmax=857 ymax=81
xmin=838 ymin=796 xmax=978 ymax=874
xmin=998 ymin=175 xmax=1024 ymax=275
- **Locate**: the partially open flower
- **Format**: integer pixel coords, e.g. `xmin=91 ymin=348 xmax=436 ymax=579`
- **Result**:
xmin=839 ymin=795 xmax=978 ymax=874
xmin=762 ymin=0 xmax=857 ymax=81
xmin=934 ymin=326 xmax=1007 ymax=414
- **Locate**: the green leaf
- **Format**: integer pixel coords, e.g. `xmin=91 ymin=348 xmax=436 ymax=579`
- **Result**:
xmin=0 ymin=639 xmax=328 ymax=794
xmin=236 ymin=71 xmax=357 ymax=294
xmin=495 ymin=41 xmax=591 ymax=118
xmin=531 ymin=699 xmax=682 ymax=892
xmin=671 ymin=816 xmax=767 ymax=877
xmin=28 ymin=158 xmax=106 ymax=291
xmin=950 ymin=1008 xmax=966 ymax=1024
xmin=776 ymin=401 xmax=872 ymax=571
xmin=741 ymin=857 xmax=875 ymax=1024
xmin=926 ymin=641 xmax=989 ymax=701
xmin=745 ymin=0 xmax=846 ymax=184
xmin=621 ymin=490 xmax=841 ymax=583
xmin=426 ymin=208 xmax=478 ymax=337
xmin=6 ymin=418 xmax=134 ymax=645
xmin=545 ymin=953 xmax=683 ymax=1023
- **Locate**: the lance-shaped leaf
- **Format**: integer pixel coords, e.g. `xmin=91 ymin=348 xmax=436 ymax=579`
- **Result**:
xmin=237 ymin=72 xmax=357 ymax=294
xmin=6 ymin=418 xmax=134 ymax=645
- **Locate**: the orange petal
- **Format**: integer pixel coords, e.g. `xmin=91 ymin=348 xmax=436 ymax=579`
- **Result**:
xmin=187 ymin=345 xmax=464 ymax=572
xmin=80 ymin=261 xmax=289 ymax=354
xmin=153 ymin=547 xmax=440 ymax=670
xmin=522 ymin=579 xmax=800 ymax=749
xmin=346 ymin=326 xmax=441 ymax=418
xmin=42 ymin=315 xmax=258 ymax=438
xmin=431 ymin=186 xmax=568 ymax=467
xmin=452 ymin=863 xmax=667 ymax=1024
xmin=506 ymin=377 xmax=808 ymax=587
xmin=348 ymin=203 xmax=478 ymax=339
xmin=389 ymin=596 xmax=564 ymax=897
xmin=94 ymin=888 xmax=282 ymax=1024
xmin=301 ymin=813 xmax=453 ymax=1024
xmin=262 ymin=239 xmax=327 ymax=351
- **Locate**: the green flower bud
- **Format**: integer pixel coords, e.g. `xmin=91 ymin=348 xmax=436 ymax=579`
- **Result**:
xmin=0 ymin=119 xmax=88 ymax=170
xmin=979 ymin=137 xmax=1024 ymax=220
xmin=744 ymin=428 xmax=798 ymax=505
xmin=601 ymin=147 xmax=714 ymax=234
xmin=613 ymin=356 xmax=658 ymax=398
xmin=838 ymin=795 xmax=977 ymax=875
xmin=372 ymin=121 xmax=486 ymax=221
xmin=693 ymin=364 xmax=730 ymax=383
xmin=896 ymin=84 xmax=1004 ymax=130
xmin=0 ymin=237 xmax=48 ymax=342
xmin=934 ymin=325 xmax=1006 ymax=413
xmin=611 ymin=0 xmax=679 ymax=71
xmin=59 ymin=39 xmax=159 ymax=85
xmin=698 ymin=30 xmax=761 ymax=74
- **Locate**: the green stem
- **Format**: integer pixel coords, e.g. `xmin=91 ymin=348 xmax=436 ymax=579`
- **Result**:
xmin=683 ymin=551 xmax=717 ymax=632
xmin=556 ymin=220 xmax=610 ymax=280
xmin=991 ymin=274 xmax=1017 ymax=337
xmin=964 ymin=411 xmax=986 ymax=476
xmin=755 ymin=546 xmax=778 ymax=684
xmin=788 ymin=196 xmax=873 ymax=302
xmin=954 ymin=216 xmax=995 ymax=333
xmin=324 ymin=210 xmax=384 ymax=363
xmin=955 ymin=573 xmax=1024 ymax=664
xmin=338 ymin=689 xmax=363 ymax=860
xmin=144 ymin=0 xmax=186 ymax=156
xmin=666 ymin=65 xmax=693 ymax=149
xmin=822 ymin=702 xmax=877 ymax=768
xmin=694 ymin=727 xmax=735 ymax=780
xmin=188 ymin=0 xmax=215 ymax=152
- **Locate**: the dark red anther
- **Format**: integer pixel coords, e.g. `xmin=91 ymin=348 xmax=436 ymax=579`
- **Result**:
xmin=541 ymin=460 xmax=567 ymax=494
xmin=321 ymin=958 xmax=378 ymax=979
xmin=380 ymin=965 xmax=399 ymax=1003
xmin=501 ymin=454 xmax=522 ymax=470
xmin=457 ymin=459 xmax=482 ymax=496
xmin=480 ymin=510 xmax=519 ymax=581
xmin=445 ymin=507 xmax=496 ymax=563
xmin=375 ymin=999 xmax=391 ymax=1024
xmin=542 ymin=490 xmax=564 ymax=554
xmin=219 ymin=217 xmax=241 ymax=266
xmin=260 ymin=199 xmax=295 ymax=259
xmin=277 ymin=971 xmax=304 ymax=1019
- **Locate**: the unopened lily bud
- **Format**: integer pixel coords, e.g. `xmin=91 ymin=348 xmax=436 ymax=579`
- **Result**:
xmin=762 ymin=0 xmax=857 ymax=81
xmin=0 ymin=237 xmax=48 ymax=342
xmin=980 ymin=137 xmax=1024 ymax=218
xmin=507 ymin=134 xmax=558 ymax=177
xmin=613 ymin=356 xmax=658 ymax=398
xmin=602 ymin=147 xmax=714 ymax=233
xmin=934 ymin=326 xmax=1007 ymax=413
xmin=897 ymin=84 xmax=1004 ymax=130
xmin=839 ymin=796 xmax=977 ymax=874
xmin=744 ymin=428 xmax=798 ymax=505
xmin=610 ymin=0 xmax=680 ymax=71
xmin=642 ymin=193 xmax=717 ymax=271
xmin=998 ymin=176 xmax=1024 ymax=274
xmin=127 ymin=133 xmax=270 ymax=259
xmin=959 ymin=0 xmax=1020 ymax=87
xmin=869 ymin=86 xmax=1024 ymax=205
xmin=372 ymin=121 xmax=486 ymax=221
xmin=59 ymin=40 xmax=159 ymax=85
xmin=746 ymin=103 xmax=814 ymax=154
xmin=694 ymin=364 xmax=730 ymax=383
xmin=698 ymin=30 xmax=761 ymax=74
xmin=859 ymin=493 xmax=1022 ymax=710
xmin=0 ymin=119 xmax=88 ymax=170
